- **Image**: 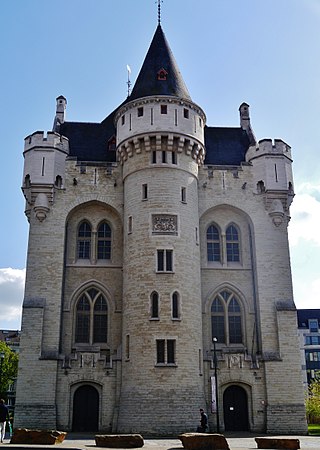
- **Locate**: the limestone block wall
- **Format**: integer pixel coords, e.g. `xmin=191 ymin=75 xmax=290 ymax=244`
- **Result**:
xmin=264 ymin=306 xmax=307 ymax=434
xmin=117 ymin=145 xmax=205 ymax=434
xmin=14 ymin=301 xmax=58 ymax=429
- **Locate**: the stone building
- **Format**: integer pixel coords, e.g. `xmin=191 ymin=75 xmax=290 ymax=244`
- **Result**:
xmin=297 ymin=309 xmax=320 ymax=390
xmin=14 ymin=22 xmax=307 ymax=435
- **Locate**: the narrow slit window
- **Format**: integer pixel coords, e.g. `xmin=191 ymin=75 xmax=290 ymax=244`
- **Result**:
xmin=142 ymin=183 xmax=148 ymax=200
xmin=181 ymin=187 xmax=186 ymax=203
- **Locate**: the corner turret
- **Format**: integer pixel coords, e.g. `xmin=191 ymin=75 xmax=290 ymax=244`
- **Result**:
xmin=22 ymin=130 xmax=69 ymax=221
xmin=246 ymin=138 xmax=294 ymax=224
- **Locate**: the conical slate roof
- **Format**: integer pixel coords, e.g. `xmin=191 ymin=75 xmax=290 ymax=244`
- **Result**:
xmin=128 ymin=25 xmax=191 ymax=102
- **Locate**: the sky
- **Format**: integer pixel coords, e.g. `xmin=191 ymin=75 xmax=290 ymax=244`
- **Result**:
xmin=1 ymin=0 xmax=320 ymax=330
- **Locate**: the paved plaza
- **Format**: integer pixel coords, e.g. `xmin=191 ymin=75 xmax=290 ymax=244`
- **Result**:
xmin=2 ymin=433 xmax=320 ymax=450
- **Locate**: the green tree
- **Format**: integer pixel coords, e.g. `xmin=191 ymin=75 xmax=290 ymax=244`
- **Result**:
xmin=306 ymin=376 xmax=320 ymax=424
xmin=0 ymin=341 xmax=19 ymax=399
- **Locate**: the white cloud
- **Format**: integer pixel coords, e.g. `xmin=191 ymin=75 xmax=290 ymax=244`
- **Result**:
xmin=0 ymin=268 xmax=25 ymax=329
xmin=288 ymin=183 xmax=320 ymax=247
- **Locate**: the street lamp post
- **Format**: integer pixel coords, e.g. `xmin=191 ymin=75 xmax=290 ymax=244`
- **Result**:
xmin=212 ymin=337 xmax=220 ymax=433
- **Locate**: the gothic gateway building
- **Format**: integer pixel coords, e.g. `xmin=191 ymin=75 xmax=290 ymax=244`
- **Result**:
xmin=15 ymin=24 xmax=307 ymax=435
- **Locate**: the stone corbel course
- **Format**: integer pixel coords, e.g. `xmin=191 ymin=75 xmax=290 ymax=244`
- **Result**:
xmin=179 ymin=432 xmax=230 ymax=450
xmin=95 ymin=434 xmax=144 ymax=448
xmin=10 ymin=429 xmax=67 ymax=445
xmin=255 ymin=437 xmax=300 ymax=449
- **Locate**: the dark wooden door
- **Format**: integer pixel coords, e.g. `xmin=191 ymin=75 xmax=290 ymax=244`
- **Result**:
xmin=72 ymin=385 xmax=99 ymax=432
xmin=223 ymin=385 xmax=249 ymax=431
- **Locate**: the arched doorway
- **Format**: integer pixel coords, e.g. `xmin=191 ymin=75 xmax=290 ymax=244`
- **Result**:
xmin=72 ymin=385 xmax=99 ymax=432
xmin=223 ymin=385 xmax=249 ymax=431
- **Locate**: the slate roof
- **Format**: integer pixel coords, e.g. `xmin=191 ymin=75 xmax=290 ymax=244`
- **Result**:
xmin=127 ymin=24 xmax=191 ymax=102
xmin=59 ymin=110 xmax=117 ymax=163
xmin=204 ymin=126 xmax=250 ymax=166
xmin=297 ymin=309 xmax=320 ymax=328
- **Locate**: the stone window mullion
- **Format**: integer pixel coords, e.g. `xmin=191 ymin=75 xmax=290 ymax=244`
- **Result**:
xmin=92 ymin=231 xmax=97 ymax=263
xmin=221 ymin=233 xmax=226 ymax=266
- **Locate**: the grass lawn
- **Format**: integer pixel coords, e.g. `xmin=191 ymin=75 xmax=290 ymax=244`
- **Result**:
xmin=308 ymin=424 xmax=320 ymax=435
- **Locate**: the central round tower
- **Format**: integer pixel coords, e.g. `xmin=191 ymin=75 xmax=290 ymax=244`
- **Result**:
xmin=115 ymin=25 xmax=207 ymax=435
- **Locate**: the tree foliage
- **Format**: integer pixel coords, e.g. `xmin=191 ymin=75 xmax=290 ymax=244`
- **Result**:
xmin=306 ymin=376 xmax=320 ymax=424
xmin=0 ymin=341 xmax=19 ymax=399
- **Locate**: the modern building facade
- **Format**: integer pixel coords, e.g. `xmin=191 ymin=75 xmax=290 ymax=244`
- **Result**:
xmin=298 ymin=309 xmax=320 ymax=390
xmin=14 ymin=22 xmax=307 ymax=435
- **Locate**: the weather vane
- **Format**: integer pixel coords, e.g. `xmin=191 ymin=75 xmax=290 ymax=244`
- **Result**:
xmin=126 ymin=65 xmax=131 ymax=97
xmin=156 ymin=0 xmax=163 ymax=25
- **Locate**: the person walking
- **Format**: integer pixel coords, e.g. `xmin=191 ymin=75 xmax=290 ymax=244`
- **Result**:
xmin=0 ymin=399 xmax=9 ymax=443
xmin=197 ymin=408 xmax=208 ymax=432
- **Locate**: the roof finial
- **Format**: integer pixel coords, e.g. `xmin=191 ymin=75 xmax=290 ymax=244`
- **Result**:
xmin=157 ymin=0 xmax=163 ymax=25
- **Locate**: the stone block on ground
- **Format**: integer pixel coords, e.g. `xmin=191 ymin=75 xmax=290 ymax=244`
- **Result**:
xmin=10 ymin=428 xmax=67 ymax=444
xmin=255 ymin=437 xmax=300 ymax=449
xmin=95 ymin=434 xmax=144 ymax=448
xmin=179 ymin=432 xmax=229 ymax=450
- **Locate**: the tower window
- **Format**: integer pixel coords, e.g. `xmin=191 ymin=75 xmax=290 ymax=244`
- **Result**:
xmin=121 ymin=115 xmax=125 ymax=125
xmin=162 ymin=151 xmax=167 ymax=163
xmin=142 ymin=183 xmax=148 ymax=200
xmin=137 ymin=107 xmax=144 ymax=117
xmin=181 ymin=187 xmax=186 ymax=203
xmin=157 ymin=249 xmax=173 ymax=272
xmin=151 ymin=291 xmax=159 ymax=319
xmin=172 ymin=152 xmax=177 ymax=164
xmin=172 ymin=292 xmax=180 ymax=319
xmin=161 ymin=105 xmax=167 ymax=114
xmin=128 ymin=216 xmax=133 ymax=234
xmin=156 ymin=339 xmax=176 ymax=365
xmin=183 ymin=108 xmax=189 ymax=119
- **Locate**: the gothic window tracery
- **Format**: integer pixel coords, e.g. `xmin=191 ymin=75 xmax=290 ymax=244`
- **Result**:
xmin=211 ymin=290 xmax=243 ymax=345
xmin=206 ymin=223 xmax=241 ymax=264
xmin=75 ymin=288 xmax=108 ymax=345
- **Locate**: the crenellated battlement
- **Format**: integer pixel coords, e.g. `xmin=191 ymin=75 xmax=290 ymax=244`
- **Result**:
xmin=24 ymin=131 xmax=69 ymax=154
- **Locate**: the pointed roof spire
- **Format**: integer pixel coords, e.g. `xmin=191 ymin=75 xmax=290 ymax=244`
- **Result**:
xmin=127 ymin=24 xmax=191 ymax=102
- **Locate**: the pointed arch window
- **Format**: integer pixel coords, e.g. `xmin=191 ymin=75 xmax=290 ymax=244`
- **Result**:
xmin=75 ymin=288 xmax=108 ymax=345
xmin=97 ymin=222 xmax=112 ymax=260
xmin=77 ymin=221 xmax=92 ymax=259
xmin=226 ymin=224 xmax=240 ymax=262
xmin=207 ymin=224 xmax=221 ymax=262
xmin=211 ymin=290 xmax=243 ymax=345
xmin=150 ymin=291 xmax=159 ymax=319
xmin=172 ymin=291 xmax=180 ymax=319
